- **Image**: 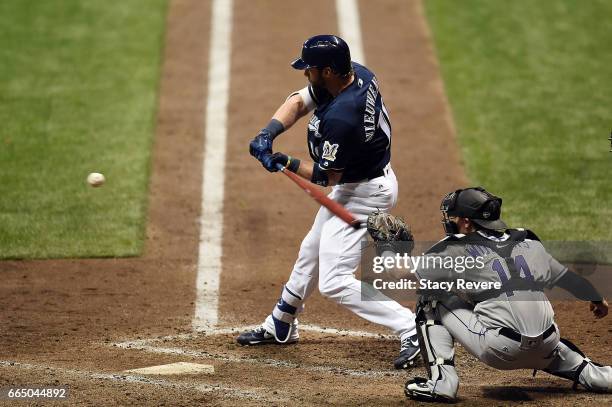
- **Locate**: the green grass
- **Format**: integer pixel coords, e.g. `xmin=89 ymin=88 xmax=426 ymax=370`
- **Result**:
xmin=424 ymin=0 xmax=612 ymax=241
xmin=0 ymin=0 xmax=168 ymax=259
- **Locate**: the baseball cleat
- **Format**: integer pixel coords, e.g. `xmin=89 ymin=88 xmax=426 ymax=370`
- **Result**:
xmin=405 ymin=377 xmax=455 ymax=402
xmin=236 ymin=326 xmax=298 ymax=346
xmin=393 ymin=333 xmax=421 ymax=369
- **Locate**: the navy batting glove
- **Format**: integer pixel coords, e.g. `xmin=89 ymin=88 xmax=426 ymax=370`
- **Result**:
xmin=260 ymin=152 xmax=289 ymax=173
xmin=249 ymin=130 xmax=274 ymax=161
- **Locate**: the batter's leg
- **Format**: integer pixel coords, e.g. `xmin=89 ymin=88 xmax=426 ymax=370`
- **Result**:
xmin=316 ymin=168 xmax=415 ymax=339
xmin=317 ymin=214 xmax=416 ymax=339
xmin=238 ymin=204 xmax=330 ymax=345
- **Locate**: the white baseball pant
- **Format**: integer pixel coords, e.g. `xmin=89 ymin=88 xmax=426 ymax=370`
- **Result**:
xmin=263 ymin=165 xmax=416 ymax=340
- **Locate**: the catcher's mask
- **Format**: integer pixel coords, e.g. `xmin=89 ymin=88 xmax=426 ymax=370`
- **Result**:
xmin=440 ymin=187 xmax=507 ymax=235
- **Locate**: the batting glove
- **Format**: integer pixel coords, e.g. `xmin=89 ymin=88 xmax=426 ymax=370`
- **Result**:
xmin=260 ymin=152 xmax=290 ymax=173
xmin=249 ymin=130 xmax=274 ymax=161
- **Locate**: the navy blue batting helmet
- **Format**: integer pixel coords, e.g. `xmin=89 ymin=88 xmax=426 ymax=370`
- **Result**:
xmin=291 ymin=35 xmax=352 ymax=75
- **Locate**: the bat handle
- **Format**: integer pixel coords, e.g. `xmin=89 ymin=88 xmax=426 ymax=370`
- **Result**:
xmin=351 ymin=220 xmax=367 ymax=229
xmin=275 ymin=161 xmax=364 ymax=230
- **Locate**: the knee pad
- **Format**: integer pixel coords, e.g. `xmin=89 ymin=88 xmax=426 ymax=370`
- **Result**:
xmin=411 ymin=300 xmax=458 ymax=400
xmin=271 ymin=286 xmax=303 ymax=343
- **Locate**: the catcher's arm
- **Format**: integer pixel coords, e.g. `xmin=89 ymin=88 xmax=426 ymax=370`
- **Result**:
xmin=590 ymin=300 xmax=609 ymax=319
xmin=554 ymin=270 xmax=608 ymax=318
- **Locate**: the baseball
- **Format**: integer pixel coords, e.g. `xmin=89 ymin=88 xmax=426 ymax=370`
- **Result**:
xmin=87 ymin=172 xmax=105 ymax=187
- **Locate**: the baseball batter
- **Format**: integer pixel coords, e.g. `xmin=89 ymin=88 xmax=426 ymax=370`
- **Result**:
xmin=238 ymin=34 xmax=419 ymax=368
xmin=400 ymin=187 xmax=611 ymax=401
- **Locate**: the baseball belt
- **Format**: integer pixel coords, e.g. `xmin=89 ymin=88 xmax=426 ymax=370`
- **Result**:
xmin=499 ymin=324 xmax=556 ymax=343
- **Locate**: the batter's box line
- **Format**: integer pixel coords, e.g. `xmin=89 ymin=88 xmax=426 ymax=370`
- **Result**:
xmin=107 ymin=341 xmax=405 ymax=379
xmin=108 ymin=324 xmax=401 ymax=379
xmin=116 ymin=323 xmax=397 ymax=348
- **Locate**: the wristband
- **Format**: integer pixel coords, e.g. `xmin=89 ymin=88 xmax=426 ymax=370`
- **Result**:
xmin=264 ymin=119 xmax=285 ymax=140
xmin=286 ymin=156 xmax=301 ymax=173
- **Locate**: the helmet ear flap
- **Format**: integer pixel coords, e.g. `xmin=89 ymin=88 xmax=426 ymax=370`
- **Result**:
xmin=480 ymin=199 xmax=501 ymax=220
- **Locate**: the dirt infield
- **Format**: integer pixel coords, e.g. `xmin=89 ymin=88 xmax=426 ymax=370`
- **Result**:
xmin=0 ymin=0 xmax=609 ymax=405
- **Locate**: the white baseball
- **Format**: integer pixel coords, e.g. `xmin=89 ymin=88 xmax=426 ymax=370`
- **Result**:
xmin=87 ymin=172 xmax=105 ymax=187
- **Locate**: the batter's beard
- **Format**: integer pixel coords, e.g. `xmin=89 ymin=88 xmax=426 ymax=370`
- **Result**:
xmin=310 ymin=83 xmax=326 ymax=95
xmin=310 ymin=79 xmax=332 ymax=102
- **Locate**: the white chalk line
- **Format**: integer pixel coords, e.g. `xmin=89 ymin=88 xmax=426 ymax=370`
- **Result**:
xmin=193 ymin=0 xmax=233 ymax=331
xmin=109 ymin=323 xmax=401 ymax=380
xmin=193 ymin=0 xmax=379 ymax=335
xmin=336 ymin=0 xmax=366 ymax=64
xmin=0 ymin=360 xmax=283 ymax=402
xmin=117 ymin=324 xmax=396 ymax=348
xmin=109 ymin=342 xmax=403 ymax=379
xmin=198 ymin=323 xmax=396 ymax=340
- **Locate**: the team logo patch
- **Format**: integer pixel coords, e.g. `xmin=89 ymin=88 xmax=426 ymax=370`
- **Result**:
xmin=308 ymin=116 xmax=322 ymax=138
xmin=321 ymin=141 xmax=339 ymax=162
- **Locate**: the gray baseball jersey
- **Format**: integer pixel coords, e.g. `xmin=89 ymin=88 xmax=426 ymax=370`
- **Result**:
xmin=412 ymin=230 xmax=610 ymax=400
xmin=415 ymin=229 xmax=568 ymax=337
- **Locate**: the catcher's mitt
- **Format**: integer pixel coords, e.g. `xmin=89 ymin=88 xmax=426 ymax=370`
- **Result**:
xmin=366 ymin=211 xmax=414 ymax=255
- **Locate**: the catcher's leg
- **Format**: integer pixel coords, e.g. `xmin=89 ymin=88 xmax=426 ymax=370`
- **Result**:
xmin=405 ymin=300 xmax=458 ymax=401
xmin=543 ymin=338 xmax=612 ymax=392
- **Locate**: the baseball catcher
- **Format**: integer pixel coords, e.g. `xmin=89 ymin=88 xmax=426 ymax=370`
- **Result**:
xmin=373 ymin=187 xmax=611 ymax=401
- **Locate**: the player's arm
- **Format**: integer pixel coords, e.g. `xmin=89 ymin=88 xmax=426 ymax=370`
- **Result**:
xmin=259 ymin=153 xmax=343 ymax=186
xmin=258 ymin=114 xmax=350 ymax=185
xmin=299 ymin=116 xmax=351 ymax=186
xmin=249 ymin=88 xmax=315 ymax=160
xmin=543 ymin=246 xmax=608 ymax=318
xmin=272 ymin=88 xmax=315 ymax=131
xmin=553 ymin=270 xmax=608 ymax=318
xmin=295 ymin=161 xmax=342 ymax=186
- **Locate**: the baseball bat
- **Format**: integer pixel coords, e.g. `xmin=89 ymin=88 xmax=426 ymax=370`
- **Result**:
xmin=275 ymin=163 xmax=362 ymax=229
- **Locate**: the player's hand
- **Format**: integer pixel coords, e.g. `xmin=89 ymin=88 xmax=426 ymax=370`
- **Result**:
xmin=249 ymin=130 xmax=274 ymax=160
xmin=590 ymin=299 xmax=608 ymax=319
xmin=260 ymin=152 xmax=288 ymax=173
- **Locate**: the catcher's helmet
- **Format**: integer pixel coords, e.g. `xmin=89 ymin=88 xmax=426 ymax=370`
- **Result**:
xmin=440 ymin=187 xmax=507 ymax=233
xmin=291 ymin=34 xmax=352 ymax=75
